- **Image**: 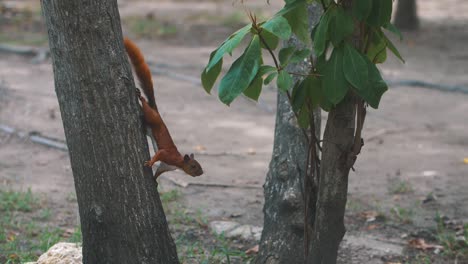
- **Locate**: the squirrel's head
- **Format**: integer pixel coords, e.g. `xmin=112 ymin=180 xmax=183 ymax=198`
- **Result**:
xmin=182 ymin=153 xmax=203 ymax=177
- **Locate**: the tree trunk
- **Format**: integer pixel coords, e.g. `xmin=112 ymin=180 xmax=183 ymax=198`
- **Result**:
xmin=256 ymin=4 xmax=321 ymax=263
xmin=394 ymin=0 xmax=419 ymax=30
xmin=309 ymin=0 xmax=360 ymax=262
xmin=41 ymin=1 xmax=179 ymax=263
xmin=309 ymin=95 xmax=356 ymax=263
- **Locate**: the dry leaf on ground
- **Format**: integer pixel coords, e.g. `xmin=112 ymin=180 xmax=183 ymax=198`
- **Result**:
xmin=408 ymin=238 xmax=443 ymax=250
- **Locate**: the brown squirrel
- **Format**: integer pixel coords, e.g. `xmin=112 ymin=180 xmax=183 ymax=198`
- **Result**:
xmin=124 ymin=37 xmax=203 ymax=178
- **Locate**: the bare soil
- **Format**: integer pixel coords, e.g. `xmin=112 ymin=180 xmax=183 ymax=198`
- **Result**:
xmin=1 ymin=0 xmax=467 ymax=263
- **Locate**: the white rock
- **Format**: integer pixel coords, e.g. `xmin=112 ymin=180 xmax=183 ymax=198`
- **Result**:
xmin=228 ymin=225 xmax=253 ymax=240
xmin=252 ymin=226 xmax=263 ymax=241
xmin=210 ymin=220 xmax=240 ymax=235
xmin=209 ymin=221 xmax=263 ymax=241
xmin=35 ymin=242 xmax=82 ymax=264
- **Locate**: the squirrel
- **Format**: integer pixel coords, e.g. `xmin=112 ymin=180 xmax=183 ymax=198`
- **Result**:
xmin=123 ymin=37 xmax=203 ymax=178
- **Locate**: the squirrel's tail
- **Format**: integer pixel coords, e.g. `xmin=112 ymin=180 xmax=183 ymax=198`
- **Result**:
xmin=124 ymin=37 xmax=157 ymax=111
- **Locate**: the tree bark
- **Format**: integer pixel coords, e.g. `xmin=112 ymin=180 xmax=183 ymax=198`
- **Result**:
xmin=256 ymin=4 xmax=321 ymax=263
xmin=394 ymin=0 xmax=419 ymax=30
xmin=309 ymin=95 xmax=356 ymax=264
xmin=41 ymin=1 xmax=179 ymax=263
xmin=309 ymin=0 xmax=360 ymax=262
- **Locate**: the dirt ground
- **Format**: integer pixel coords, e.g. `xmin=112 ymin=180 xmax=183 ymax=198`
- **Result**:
xmin=1 ymin=0 xmax=468 ymax=263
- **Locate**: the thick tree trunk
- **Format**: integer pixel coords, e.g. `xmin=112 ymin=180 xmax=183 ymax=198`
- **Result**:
xmin=41 ymin=1 xmax=179 ymax=263
xmin=256 ymin=92 xmax=311 ymax=264
xmin=256 ymin=4 xmax=321 ymax=263
xmin=394 ymin=0 xmax=419 ymax=30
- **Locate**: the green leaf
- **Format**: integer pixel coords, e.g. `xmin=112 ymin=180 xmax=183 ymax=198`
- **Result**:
xmin=367 ymin=0 xmax=392 ymax=27
xmin=311 ymin=22 xmax=318 ymax=41
xmin=383 ymin=33 xmax=405 ymax=63
xmin=206 ymin=24 xmax=252 ymax=71
xmin=262 ymin=16 xmax=292 ymax=40
xmin=343 ymin=43 xmax=368 ymax=91
xmin=218 ymin=36 xmax=262 ymax=105
xmin=329 ymin=6 xmax=354 ymax=46
xmin=275 ymin=0 xmax=307 ymax=17
xmin=383 ymin=23 xmax=403 ymax=40
xmin=283 ymin=2 xmax=310 ymax=44
xmin=243 ymin=65 xmax=276 ymax=100
xmin=366 ymin=29 xmax=387 ymax=63
xmin=374 ymin=47 xmax=387 ymax=64
xmin=306 ymin=76 xmax=322 ymax=108
xmin=259 ymin=29 xmax=279 ymax=50
xmin=313 ymin=10 xmax=332 ymax=57
xmin=201 ymin=50 xmax=223 ymax=94
xmin=243 ymin=73 xmax=263 ymax=101
xmin=297 ymin=103 xmax=310 ymax=128
xmin=352 ymin=0 xmax=372 ymax=21
xmin=264 ymin=71 xmax=278 ymax=85
xmin=258 ymin=65 xmax=277 ymax=76
xmin=289 ymin=49 xmax=311 ymax=64
xmin=293 ymin=76 xmax=322 ymax=112
xmin=279 ymin=47 xmax=295 ymax=66
xmin=277 ymin=70 xmax=293 ymax=92
xmin=321 ymin=47 xmax=349 ymax=104
xmin=292 ymin=79 xmax=308 ymax=112
xmin=357 ymin=59 xmax=388 ymax=108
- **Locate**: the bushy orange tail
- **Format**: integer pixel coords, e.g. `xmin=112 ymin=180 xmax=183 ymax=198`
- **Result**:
xmin=124 ymin=37 xmax=157 ymax=110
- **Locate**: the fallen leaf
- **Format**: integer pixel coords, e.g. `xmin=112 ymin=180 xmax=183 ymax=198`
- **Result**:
xmin=366 ymin=224 xmax=379 ymax=230
xmin=359 ymin=210 xmax=379 ymax=222
xmin=464 ymin=158 xmax=468 ymax=164
xmin=7 ymin=234 xmax=15 ymax=242
xmin=62 ymin=228 xmax=75 ymax=238
xmin=8 ymin=253 xmax=19 ymax=260
xmin=245 ymin=244 xmax=259 ymax=255
xmin=408 ymin=238 xmax=443 ymax=250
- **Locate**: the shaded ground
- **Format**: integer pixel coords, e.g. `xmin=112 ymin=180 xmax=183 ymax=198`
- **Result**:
xmin=1 ymin=0 xmax=468 ymax=263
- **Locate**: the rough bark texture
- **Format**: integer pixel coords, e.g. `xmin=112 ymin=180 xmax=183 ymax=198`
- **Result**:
xmin=256 ymin=4 xmax=321 ymax=264
xmin=309 ymin=0 xmax=359 ymax=262
xmin=394 ymin=0 xmax=419 ymax=30
xmin=309 ymin=95 xmax=356 ymax=264
xmin=41 ymin=1 xmax=179 ymax=263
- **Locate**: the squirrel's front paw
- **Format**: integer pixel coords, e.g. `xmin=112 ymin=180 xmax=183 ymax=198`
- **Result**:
xmin=144 ymin=160 xmax=153 ymax=167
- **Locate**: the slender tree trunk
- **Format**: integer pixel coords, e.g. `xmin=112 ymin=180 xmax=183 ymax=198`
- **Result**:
xmin=256 ymin=4 xmax=321 ymax=263
xmin=309 ymin=95 xmax=356 ymax=263
xmin=41 ymin=0 xmax=179 ymax=263
xmin=309 ymin=0 xmax=360 ymax=262
xmin=394 ymin=0 xmax=419 ymax=30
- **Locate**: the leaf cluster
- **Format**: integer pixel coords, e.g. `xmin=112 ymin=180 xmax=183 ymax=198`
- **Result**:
xmin=201 ymin=0 xmax=404 ymax=119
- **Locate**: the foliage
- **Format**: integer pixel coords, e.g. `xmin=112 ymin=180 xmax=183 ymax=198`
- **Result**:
xmin=201 ymin=0 xmax=404 ymax=119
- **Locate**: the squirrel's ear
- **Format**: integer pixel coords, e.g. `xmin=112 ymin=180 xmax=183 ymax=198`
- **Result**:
xmin=190 ymin=153 xmax=194 ymax=159
xmin=184 ymin=154 xmax=190 ymax=163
